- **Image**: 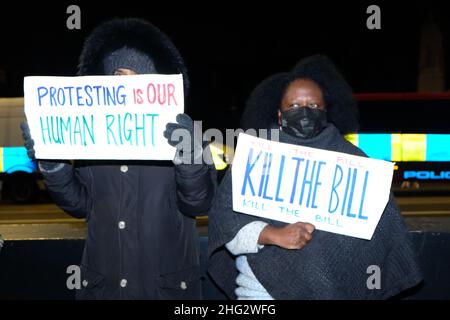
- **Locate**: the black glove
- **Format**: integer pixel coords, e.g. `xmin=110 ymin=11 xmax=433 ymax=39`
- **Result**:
xmin=163 ymin=113 xmax=204 ymax=165
xmin=20 ymin=121 xmax=67 ymax=172
xmin=20 ymin=121 xmax=36 ymax=160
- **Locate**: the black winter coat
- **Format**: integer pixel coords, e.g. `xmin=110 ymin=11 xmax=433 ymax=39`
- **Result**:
xmin=42 ymin=160 xmax=215 ymax=299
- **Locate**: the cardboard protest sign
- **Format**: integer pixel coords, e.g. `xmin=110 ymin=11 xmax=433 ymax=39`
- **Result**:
xmin=232 ymin=133 xmax=394 ymax=240
xmin=24 ymin=74 xmax=184 ymax=160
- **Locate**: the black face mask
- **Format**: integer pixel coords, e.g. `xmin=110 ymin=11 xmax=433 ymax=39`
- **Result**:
xmin=280 ymin=107 xmax=327 ymax=139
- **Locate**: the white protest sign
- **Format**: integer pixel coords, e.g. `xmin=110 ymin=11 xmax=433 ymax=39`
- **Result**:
xmin=24 ymin=74 xmax=184 ymax=160
xmin=232 ymin=133 xmax=394 ymax=240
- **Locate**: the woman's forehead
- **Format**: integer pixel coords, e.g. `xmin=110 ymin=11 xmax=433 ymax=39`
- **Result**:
xmin=287 ymin=78 xmax=322 ymax=91
xmin=284 ymin=79 xmax=324 ymax=99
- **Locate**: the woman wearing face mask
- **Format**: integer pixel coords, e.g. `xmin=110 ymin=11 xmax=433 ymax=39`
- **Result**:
xmin=207 ymin=55 xmax=423 ymax=299
xmin=278 ymin=78 xmax=328 ymax=139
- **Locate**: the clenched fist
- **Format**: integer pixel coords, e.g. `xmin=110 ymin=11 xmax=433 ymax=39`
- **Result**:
xmin=258 ymin=222 xmax=315 ymax=250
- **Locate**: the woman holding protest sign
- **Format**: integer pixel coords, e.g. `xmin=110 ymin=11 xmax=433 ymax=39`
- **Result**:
xmin=208 ymin=55 xmax=422 ymax=299
xmin=21 ymin=18 xmax=216 ymax=299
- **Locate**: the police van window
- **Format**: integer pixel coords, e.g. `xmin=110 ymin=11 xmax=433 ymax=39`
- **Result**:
xmin=348 ymin=93 xmax=450 ymax=195
xmin=347 ymin=93 xmax=450 ymax=163
xmin=356 ymin=93 xmax=450 ymax=134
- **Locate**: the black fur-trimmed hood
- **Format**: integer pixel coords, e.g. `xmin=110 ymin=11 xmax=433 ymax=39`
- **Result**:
xmin=241 ymin=55 xmax=359 ymax=134
xmin=77 ymin=18 xmax=190 ymax=95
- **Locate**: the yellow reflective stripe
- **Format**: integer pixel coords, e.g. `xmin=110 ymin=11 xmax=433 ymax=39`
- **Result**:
xmin=391 ymin=134 xmax=427 ymax=161
xmin=401 ymin=134 xmax=427 ymax=161
xmin=0 ymin=147 xmax=3 ymax=172
xmin=212 ymin=153 xmax=228 ymax=170
xmin=391 ymin=134 xmax=402 ymax=162
xmin=209 ymin=144 xmax=228 ymax=171
xmin=345 ymin=134 xmax=358 ymax=147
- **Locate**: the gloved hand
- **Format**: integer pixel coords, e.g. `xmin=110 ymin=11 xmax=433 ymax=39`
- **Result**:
xmin=20 ymin=121 xmax=67 ymax=172
xmin=163 ymin=113 xmax=205 ymax=165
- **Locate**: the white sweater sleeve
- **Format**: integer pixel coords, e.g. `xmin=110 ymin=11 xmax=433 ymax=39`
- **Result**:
xmin=225 ymin=221 xmax=268 ymax=256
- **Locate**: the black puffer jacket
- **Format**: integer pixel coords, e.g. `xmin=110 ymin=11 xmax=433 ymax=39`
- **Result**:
xmin=41 ymin=18 xmax=215 ymax=299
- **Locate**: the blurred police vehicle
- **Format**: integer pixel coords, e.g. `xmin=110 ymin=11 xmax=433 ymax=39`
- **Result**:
xmin=0 ymin=97 xmax=41 ymax=203
xmin=348 ymin=92 xmax=450 ymax=195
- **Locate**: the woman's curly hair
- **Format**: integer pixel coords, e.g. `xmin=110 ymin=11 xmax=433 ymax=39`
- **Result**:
xmin=241 ymin=55 xmax=359 ymax=134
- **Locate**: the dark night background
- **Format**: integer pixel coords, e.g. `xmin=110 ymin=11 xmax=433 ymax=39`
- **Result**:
xmin=0 ymin=1 xmax=449 ymax=130
xmin=1 ymin=2 xmax=450 ymax=302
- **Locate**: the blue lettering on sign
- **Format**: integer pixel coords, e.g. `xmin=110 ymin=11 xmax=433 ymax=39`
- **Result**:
xmin=278 ymin=206 xmax=301 ymax=217
xmin=358 ymin=171 xmax=369 ymax=220
xmin=299 ymin=160 xmax=317 ymax=208
xmin=311 ymin=161 xmax=326 ymax=209
xmin=258 ymin=152 xmax=270 ymax=197
xmin=35 ymin=85 xmax=127 ymax=107
xmin=105 ymin=113 xmax=158 ymax=147
xmin=328 ymin=164 xmax=369 ymax=220
xmin=290 ymin=157 xmax=305 ymax=204
xmin=243 ymin=199 xmax=267 ymax=211
xmin=328 ymin=164 xmax=343 ymax=213
xmin=76 ymin=87 xmax=84 ymax=106
xmin=37 ymin=87 xmax=48 ymax=106
xmin=39 ymin=115 xmax=95 ymax=146
xmin=346 ymin=168 xmax=358 ymax=218
xmin=241 ymin=148 xmax=262 ymax=196
xmin=262 ymin=153 xmax=274 ymax=200
xmin=238 ymin=150 xmax=370 ymax=221
xmin=340 ymin=167 xmax=352 ymax=216
xmin=315 ymin=214 xmax=344 ymax=227
xmin=404 ymin=170 xmax=450 ymax=180
xmin=275 ymin=155 xmax=286 ymax=202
